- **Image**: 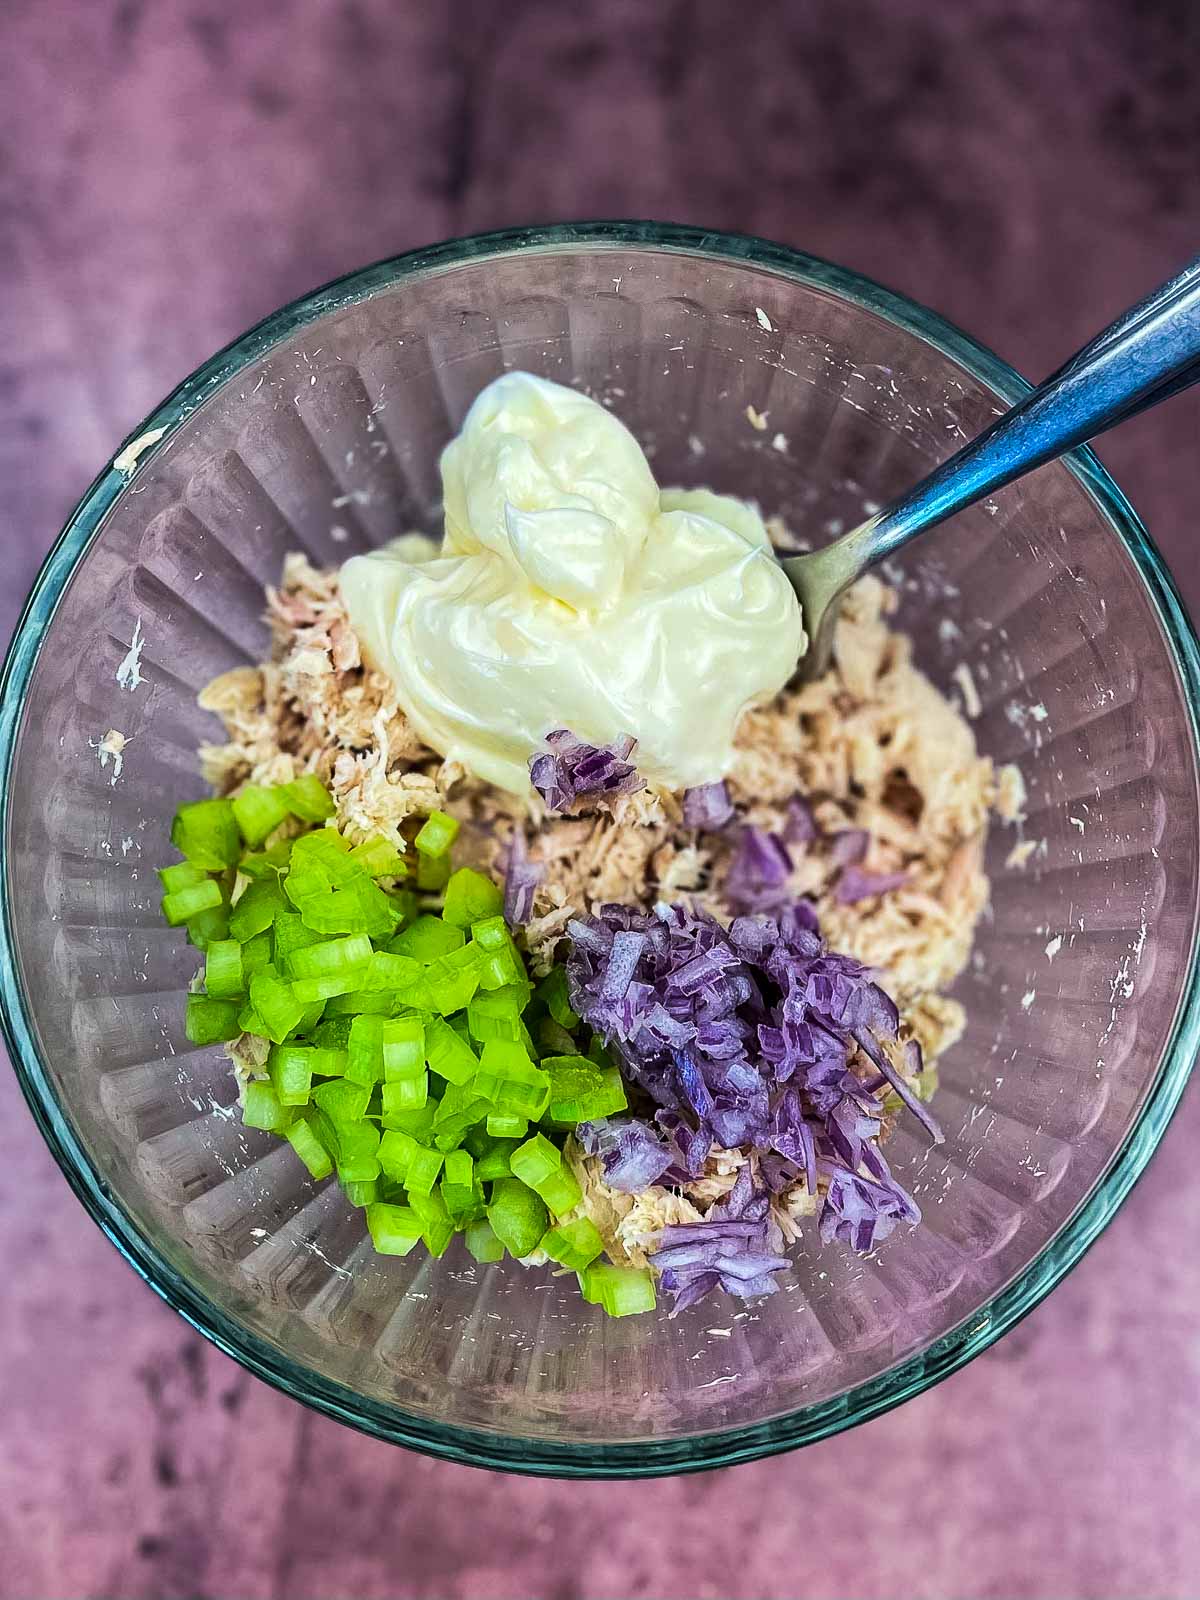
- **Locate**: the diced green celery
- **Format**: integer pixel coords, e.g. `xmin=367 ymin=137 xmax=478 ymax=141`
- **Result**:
xmin=346 ymin=1014 xmax=385 ymax=1086
xmin=281 ymin=774 xmax=336 ymax=822
xmin=239 ymin=839 xmax=293 ymax=879
xmin=291 ymin=971 xmax=362 ymax=1004
xmin=389 ymin=888 xmax=419 ymax=928
xmin=414 ymin=809 xmax=460 ymax=859
xmin=417 ymin=852 xmax=451 ymax=892
xmin=381 ymin=1074 xmax=428 ymax=1114
xmin=443 ymin=1149 xmax=474 ymax=1189
xmin=464 ymin=1217 xmax=505 ymax=1263
xmin=467 ymin=991 xmax=523 ymax=1044
xmin=380 ymin=1100 xmax=437 ymax=1139
xmin=298 ymin=888 xmax=370 ymax=937
xmin=378 ymin=1129 xmax=419 ymax=1181
xmin=229 ymin=879 xmax=285 ymax=942
xmin=543 ymin=1057 xmax=628 ymax=1125
xmin=366 ymin=1201 xmax=423 ymax=1255
xmin=273 ymin=899 xmax=319 ymax=947
xmin=340 ymin=1178 xmax=377 ymax=1207
xmin=285 ymin=1117 xmax=333 ymax=1180
xmin=241 ymin=1080 xmax=296 ymax=1132
xmin=476 ymin=1140 xmax=518 ymax=1182
xmin=324 ymin=990 xmax=399 ymax=1017
xmin=312 ymin=1016 xmax=353 ymax=1050
xmin=509 ymin=1133 xmax=562 ymax=1189
xmin=431 ymin=1081 xmax=490 ymax=1148
xmin=291 ymin=826 xmax=350 ymax=861
xmin=171 ymin=797 xmax=240 ymax=871
xmin=536 ymin=966 xmax=580 ymax=1029
xmin=237 ymin=1001 xmax=269 ymax=1037
xmin=157 ymin=861 xmax=208 ymax=894
xmin=185 ymin=904 xmax=231 ymax=950
xmin=541 ymin=1217 xmax=604 ymax=1273
xmin=286 ymin=931 xmax=372 ymax=980
xmin=332 ymin=1123 xmax=381 ymax=1183
xmin=382 ymin=1016 xmax=425 ymax=1079
xmin=348 ymin=835 xmax=408 ymax=877
xmin=487 ymin=1178 xmax=548 ymax=1258
xmin=474 ymin=1040 xmax=551 ymax=1119
xmin=185 ymin=993 xmax=242 ymax=1045
xmin=296 ymin=998 xmax=324 ymax=1036
xmin=510 ymin=1134 xmax=581 ymax=1215
xmin=537 ymin=1166 xmax=582 ymax=1217
xmin=311 ymin=1079 xmax=371 ymax=1123
xmin=163 ymin=879 xmax=223 ymax=926
xmin=476 ymin=943 xmax=525 ymax=991
xmin=310 ymin=1047 xmax=348 ymax=1077
xmin=283 ymin=865 xmax=331 ymax=912
xmin=408 ymin=1189 xmax=455 ymax=1256
xmin=349 ymin=877 xmax=406 ymax=939
xmin=470 ymin=915 xmax=509 ymax=950
xmin=580 ymin=1262 xmax=657 ymax=1318
xmin=404 ymin=1144 xmax=444 ymax=1196
xmin=232 ymin=783 xmax=292 ymax=847
xmin=269 ymin=1043 xmax=314 ymax=1105
xmin=441 ymin=1158 xmax=479 ymax=1219
xmin=424 ymin=1016 xmax=478 ymax=1086
xmin=361 ymin=950 xmax=425 ymax=994
xmin=248 ymin=966 xmax=304 ymax=1043
xmin=462 ymin=1126 xmax=494 ymax=1159
xmin=240 ymin=929 xmax=274 ymax=977
xmin=425 ymin=961 xmax=480 ymax=1017
xmin=485 ymin=1114 xmax=528 ymax=1139
xmin=203 ymin=939 xmax=244 ymax=999
xmin=390 ymin=915 xmax=466 ymax=961
xmin=442 ymin=867 xmax=504 ymax=928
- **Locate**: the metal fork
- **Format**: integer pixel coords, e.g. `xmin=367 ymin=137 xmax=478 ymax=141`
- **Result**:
xmin=783 ymin=257 xmax=1200 ymax=680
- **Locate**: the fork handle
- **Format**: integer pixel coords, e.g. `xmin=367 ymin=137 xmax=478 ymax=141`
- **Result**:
xmin=844 ymin=255 xmax=1200 ymax=571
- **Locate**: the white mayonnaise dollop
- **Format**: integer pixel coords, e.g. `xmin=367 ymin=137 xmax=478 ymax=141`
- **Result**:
xmin=339 ymin=373 xmax=805 ymax=795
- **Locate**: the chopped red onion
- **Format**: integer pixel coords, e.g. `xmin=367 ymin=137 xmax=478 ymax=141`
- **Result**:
xmin=829 ymin=829 xmax=870 ymax=867
xmin=784 ymin=795 xmax=818 ymax=844
xmin=683 ymin=781 xmax=735 ymax=831
xmin=564 ymin=892 xmax=937 ymax=1308
xmin=836 ymin=866 xmax=910 ymax=904
xmin=529 ymin=728 xmax=644 ymax=814
xmin=502 ymin=827 xmax=544 ymax=928
xmin=723 ymin=826 xmax=793 ymax=913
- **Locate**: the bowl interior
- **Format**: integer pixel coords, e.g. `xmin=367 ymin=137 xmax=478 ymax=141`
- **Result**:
xmin=5 ymin=232 xmax=1198 ymax=1470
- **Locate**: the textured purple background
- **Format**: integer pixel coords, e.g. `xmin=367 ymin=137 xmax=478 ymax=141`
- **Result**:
xmin=3 ymin=4 xmax=1200 ymax=1598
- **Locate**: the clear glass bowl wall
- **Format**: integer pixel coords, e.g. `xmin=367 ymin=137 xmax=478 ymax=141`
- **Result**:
xmin=5 ymin=231 xmax=1198 ymax=1475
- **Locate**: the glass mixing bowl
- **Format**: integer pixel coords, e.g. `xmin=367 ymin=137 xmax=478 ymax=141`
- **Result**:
xmin=3 ymin=223 xmax=1198 ymax=1477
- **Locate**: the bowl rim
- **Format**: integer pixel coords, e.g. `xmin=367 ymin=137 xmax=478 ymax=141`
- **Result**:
xmin=3 ymin=219 xmax=1198 ymax=1478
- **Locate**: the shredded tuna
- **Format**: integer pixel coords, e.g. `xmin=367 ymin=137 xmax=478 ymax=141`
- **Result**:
xmin=199 ymin=546 xmax=1021 ymax=1261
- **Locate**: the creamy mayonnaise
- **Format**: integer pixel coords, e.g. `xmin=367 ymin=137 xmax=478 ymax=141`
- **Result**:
xmin=339 ymin=373 xmax=805 ymax=795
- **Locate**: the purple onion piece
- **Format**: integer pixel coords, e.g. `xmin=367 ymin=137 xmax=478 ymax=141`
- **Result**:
xmin=528 ymin=728 xmax=645 ymax=813
xmin=830 ymin=829 xmax=870 ymax=867
xmin=502 ymin=827 xmax=544 ymax=928
xmin=852 ymin=1026 xmax=944 ymax=1145
xmin=836 ymin=866 xmax=910 ymax=904
xmin=683 ymin=780 xmax=735 ymax=831
xmin=784 ymin=795 xmax=819 ymax=844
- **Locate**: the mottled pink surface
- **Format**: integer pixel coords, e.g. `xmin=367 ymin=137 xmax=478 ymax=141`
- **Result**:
xmin=3 ymin=3 xmax=1200 ymax=1597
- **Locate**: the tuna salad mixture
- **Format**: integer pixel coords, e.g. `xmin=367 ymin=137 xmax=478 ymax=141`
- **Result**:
xmin=160 ymin=373 xmax=1023 ymax=1317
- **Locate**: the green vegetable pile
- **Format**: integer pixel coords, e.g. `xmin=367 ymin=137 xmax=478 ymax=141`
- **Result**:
xmin=158 ymin=776 xmax=656 ymax=1318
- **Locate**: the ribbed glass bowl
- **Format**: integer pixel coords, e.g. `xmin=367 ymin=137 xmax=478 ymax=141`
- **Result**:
xmin=3 ymin=224 xmax=1198 ymax=1477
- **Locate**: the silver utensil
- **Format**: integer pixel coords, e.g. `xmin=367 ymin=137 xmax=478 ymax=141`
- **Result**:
xmin=783 ymin=257 xmax=1200 ymax=679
